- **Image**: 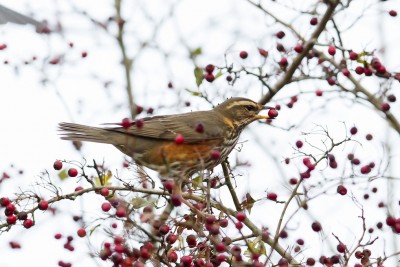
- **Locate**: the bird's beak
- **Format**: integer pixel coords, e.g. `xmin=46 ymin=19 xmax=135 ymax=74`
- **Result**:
xmin=255 ymin=114 xmax=270 ymax=119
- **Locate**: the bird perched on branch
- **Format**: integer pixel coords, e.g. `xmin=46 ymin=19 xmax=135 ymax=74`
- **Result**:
xmin=59 ymin=97 xmax=275 ymax=177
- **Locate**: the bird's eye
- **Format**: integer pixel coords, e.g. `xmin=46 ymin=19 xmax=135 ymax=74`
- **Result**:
xmin=245 ymin=105 xmax=257 ymax=111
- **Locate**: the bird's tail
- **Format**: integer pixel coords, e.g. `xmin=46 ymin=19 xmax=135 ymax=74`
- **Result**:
xmin=58 ymin=122 xmax=120 ymax=145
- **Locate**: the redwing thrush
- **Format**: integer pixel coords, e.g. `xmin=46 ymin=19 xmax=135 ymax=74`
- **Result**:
xmin=59 ymin=97 xmax=272 ymax=177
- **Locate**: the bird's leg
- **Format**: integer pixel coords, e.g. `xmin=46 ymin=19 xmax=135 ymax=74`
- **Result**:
xmin=205 ymin=170 xmax=211 ymax=213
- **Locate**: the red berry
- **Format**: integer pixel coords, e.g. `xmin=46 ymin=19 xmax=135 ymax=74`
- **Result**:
xmin=328 ymin=46 xmax=336 ymax=56
xmin=295 ymin=140 xmax=303 ymax=148
xmin=296 ymin=239 xmax=304 ymax=245
xmin=342 ymin=68 xmax=350 ymax=77
xmin=279 ymin=57 xmax=288 ymax=67
xmin=258 ymin=48 xmax=268 ymax=57
xmin=311 ymin=221 xmax=322 ymax=232
xmin=158 ymin=224 xmax=170 ymax=235
xmin=54 ymin=233 xmax=62 ymax=239
xmin=163 ymin=180 xmax=174 ymax=193
xmin=68 ymin=168 xmax=78 ymax=177
xmin=166 ymin=234 xmax=178 ymax=244
xmin=100 ymin=188 xmax=109 ymax=197
xmin=337 ymin=185 xmax=347 ymax=195
xmin=53 ymin=160 xmax=63 ymax=170
xmin=181 ymin=256 xmax=193 ymax=266
xmin=170 ymin=193 xmax=182 ymax=206
xmin=306 ymin=258 xmax=316 ymax=266
xmin=294 ymin=44 xmax=303 ymax=53
xmin=315 ymin=90 xmax=323 ymax=96
xmin=38 ymin=200 xmax=49 ymax=210
xmin=175 ymin=134 xmax=185 ymax=144
xmin=219 ymin=218 xmax=229 ymax=227
xmin=364 ymin=68 xmax=373 ymax=76
xmin=326 ymin=76 xmax=336 ymax=85
xmin=81 ymin=51 xmax=87 ymax=58
xmin=239 ymin=51 xmax=248 ymax=59
xmin=7 ymin=215 xmax=17 ymax=225
xmin=276 ymin=31 xmax=285 ymax=39
xmin=226 ymin=75 xmax=233 ymax=82
xmin=0 ymin=43 xmax=7 ymax=50
xmin=349 ymin=51 xmax=358 ymax=60
xmin=115 ymin=207 xmax=127 ymax=217
xmin=360 ymin=165 xmax=371 ymax=174
xmin=267 ymin=192 xmax=277 ymax=201
xmin=101 ymin=202 xmax=112 ymax=212
xmin=210 ymin=150 xmax=221 ymax=160
xmin=267 ymin=109 xmax=278 ymax=118
xmin=23 ymin=219 xmax=34 ymax=229
xmin=204 ymin=73 xmax=215 ymax=82
xmin=121 ymin=118 xmax=131 ymax=128
xmin=235 ymin=221 xmax=243 ymax=230
xmin=366 ymin=133 xmax=373 ymax=140
xmin=77 ymin=228 xmax=86 ymax=237
xmin=206 ymin=214 xmax=216 ymax=224
xmin=9 ymin=241 xmax=21 ymax=249
xmin=195 ymin=122 xmax=204 ymax=133
xmin=355 ymin=66 xmax=364 ymax=75
xmin=205 ymin=64 xmax=215 ymax=74
xmin=0 ymin=197 xmax=11 ymax=207
xmin=310 ymin=17 xmax=318 ymax=25
xmin=350 ymin=126 xmax=358 ymax=135
xmin=186 ymin=235 xmax=197 ymax=247
xmin=389 ymin=10 xmax=397 ymax=17
xmin=387 ymin=94 xmax=396 ymax=102
xmin=135 ymin=119 xmax=144 ymax=128
xmin=289 ymin=178 xmax=298 ymax=185
xmin=381 ymin=102 xmax=391 ymax=112
xmin=215 ymin=242 xmax=225 ymax=252
xmin=167 ymin=251 xmax=178 ymax=262
xmin=236 ymin=212 xmax=246 ymax=222
xmin=75 ymin=186 xmax=83 ymax=191
xmin=49 ymin=57 xmax=61 ymax=65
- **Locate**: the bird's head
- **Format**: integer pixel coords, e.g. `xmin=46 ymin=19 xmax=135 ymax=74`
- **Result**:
xmin=214 ymin=97 xmax=273 ymax=129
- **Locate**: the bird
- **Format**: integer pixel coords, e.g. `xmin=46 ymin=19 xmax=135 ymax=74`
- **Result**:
xmin=0 ymin=4 xmax=48 ymax=33
xmin=59 ymin=97 xmax=273 ymax=178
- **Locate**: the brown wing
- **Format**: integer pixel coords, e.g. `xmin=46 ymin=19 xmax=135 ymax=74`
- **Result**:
xmin=107 ymin=110 xmax=226 ymax=143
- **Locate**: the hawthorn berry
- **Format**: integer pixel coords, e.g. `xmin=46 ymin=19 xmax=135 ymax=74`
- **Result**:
xmin=7 ymin=215 xmax=17 ymax=225
xmin=342 ymin=68 xmax=350 ymax=77
xmin=38 ymin=200 xmax=49 ymax=210
xmin=236 ymin=212 xmax=246 ymax=222
xmin=387 ymin=94 xmax=396 ymax=102
xmin=77 ymin=228 xmax=86 ymax=237
xmin=350 ymin=126 xmax=358 ymax=135
xmin=315 ymin=90 xmax=323 ymax=96
xmin=310 ymin=17 xmax=318 ymax=25
xmin=349 ymin=51 xmax=358 ymax=60
xmin=204 ymin=73 xmax=215 ymax=82
xmin=166 ymin=234 xmax=177 ymax=244
xmin=294 ymin=44 xmax=303 ymax=53
xmin=258 ymin=48 xmax=268 ymax=57
xmin=53 ymin=160 xmax=63 ymax=170
xmin=276 ymin=31 xmax=285 ymax=39
xmin=68 ymin=168 xmax=78 ymax=177
xmin=239 ymin=51 xmax=248 ymax=59
xmin=167 ymin=251 xmax=178 ymax=262
xmin=267 ymin=109 xmax=278 ymax=118
xmin=121 ymin=118 xmax=131 ymax=128
xmin=295 ymin=140 xmax=303 ymax=148
xmin=328 ymin=45 xmax=336 ymax=56
xmin=267 ymin=192 xmax=277 ymax=201
xmin=210 ymin=150 xmax=221 ymax=160
xmin=174 ymin=134 xmax=184 ymax=144
xmin=205 ymin=64 xmax=215 ymax=74
xmin=311 ymin=221 xmax=322 ymax=232
xmin=100 ymin=188 xmax=109 ymax=197
xmin=389 ymin=10 xmax=397 ymax=17
xmin=158 ymin=224 xmax=170 ymax=235
xmin=381 ymin=102 xmax=391 ymax=112
xmin=115 ymin=207 xmax=127 ymax=217
xmin=337 ymin=185 xmax=347 ymax=195
xmin=23 ymin=219 xmax=34 ymax=229
xmin=101 ymin=202 xmax=112 ymax=212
